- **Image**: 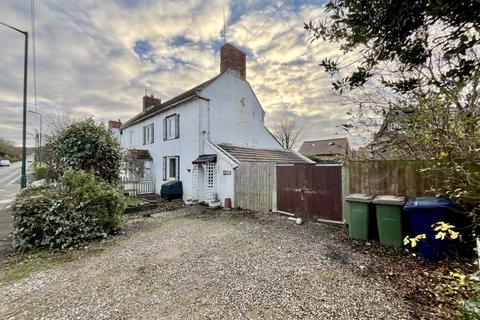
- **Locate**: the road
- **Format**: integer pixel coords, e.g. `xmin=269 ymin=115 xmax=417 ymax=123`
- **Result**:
xmin=0 ymin=161 xmax=32 ymax=260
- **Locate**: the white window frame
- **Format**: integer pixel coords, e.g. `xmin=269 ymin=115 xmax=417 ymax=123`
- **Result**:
xmin=129 ymin=131 xmax=133 ymax=146
xmin=143 ymin=123 xmax=154 ymax=144
xmin=163 ymin=156 xmax=179 ymax=181
xmin=166 ymin=115 xmax=176 ymax=139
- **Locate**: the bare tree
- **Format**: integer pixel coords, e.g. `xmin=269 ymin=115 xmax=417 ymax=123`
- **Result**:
xmin=273 ymin=120 xmax=303 ymax=150
xmin=42 ymin=110 xmax=88 ymax=137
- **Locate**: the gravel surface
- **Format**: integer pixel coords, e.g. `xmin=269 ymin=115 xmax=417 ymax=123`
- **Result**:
xmin=0 ymin=207 xmax=412 ymax=320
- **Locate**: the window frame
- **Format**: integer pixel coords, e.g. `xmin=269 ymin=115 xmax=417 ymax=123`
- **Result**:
xmin=163 ymin=156 xmax=180 ymax=181
xmin=163 ymin=114 xmax=180 ymax=140
xmin=143 ymin=123 xmax=154 ymax=145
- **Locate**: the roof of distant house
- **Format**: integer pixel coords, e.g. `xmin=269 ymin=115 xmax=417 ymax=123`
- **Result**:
xmin=298 ymin=138 xmax=350 ymax=156
xmin=219 ymin=144 xmax=308 ymax=163
xmin=122 ymin=74 xmax=222 ymax=129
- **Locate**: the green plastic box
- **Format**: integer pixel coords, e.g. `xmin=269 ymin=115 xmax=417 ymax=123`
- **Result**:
xmin=346 ymin=194 xmax=374 ymax=240
xmin=373 ymin=195 xmax=406 ymax=247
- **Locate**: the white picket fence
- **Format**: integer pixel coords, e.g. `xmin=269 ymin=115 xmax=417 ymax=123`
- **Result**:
xmin=119 ymin=177 xmax=155 ymax=196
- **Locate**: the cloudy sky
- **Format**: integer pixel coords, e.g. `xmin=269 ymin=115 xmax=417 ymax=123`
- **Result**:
xmin=0 ymin=0 xmax=362 ymax=149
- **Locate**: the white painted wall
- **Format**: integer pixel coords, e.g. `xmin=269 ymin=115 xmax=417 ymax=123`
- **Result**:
xmin=120 ymin=99 xmax=202 ymax=200
xmin=201 ymin=71 xmax=282 ymax=149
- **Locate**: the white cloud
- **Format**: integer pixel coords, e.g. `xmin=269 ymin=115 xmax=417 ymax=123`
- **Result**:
xmin=0 ymin=0 xmax=366 ymax=148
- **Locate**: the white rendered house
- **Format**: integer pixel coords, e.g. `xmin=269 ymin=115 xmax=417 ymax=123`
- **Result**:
xmin=115 ymin=43 xmax=309 ymax=206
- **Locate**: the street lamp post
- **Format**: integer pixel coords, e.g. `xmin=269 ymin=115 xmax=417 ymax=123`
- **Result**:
xmin=29 ymin=110 xmax=43 ymax=164
xmin=0 ymin=21 xmax=28 ymax=189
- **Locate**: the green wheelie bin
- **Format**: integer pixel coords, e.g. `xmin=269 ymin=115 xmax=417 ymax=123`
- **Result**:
xmin=372 ymin=195 xmax=406 ymax=247
xmin=346 ymin=194 xmax=374 ymax=240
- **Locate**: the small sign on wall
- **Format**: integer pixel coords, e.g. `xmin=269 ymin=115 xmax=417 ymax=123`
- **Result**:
xmin=223 ymin=170 xmax=231 ymax=175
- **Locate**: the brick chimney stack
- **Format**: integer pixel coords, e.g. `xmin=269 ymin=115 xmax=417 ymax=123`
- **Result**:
xmin=220 ymin=43 xmax=246 ymax=80
xmin=143 ymin=94 xmax=162 ymax=112
xmin=107 ymin=120 xmax=122 ymax=129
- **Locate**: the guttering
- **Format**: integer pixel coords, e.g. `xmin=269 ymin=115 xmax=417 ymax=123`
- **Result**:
xmin=206 ymin=141 xmax=240 ymax=168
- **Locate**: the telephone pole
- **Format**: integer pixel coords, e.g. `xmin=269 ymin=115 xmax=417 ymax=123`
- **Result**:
xmin=0 ymin=21 xmax=28 ymax=188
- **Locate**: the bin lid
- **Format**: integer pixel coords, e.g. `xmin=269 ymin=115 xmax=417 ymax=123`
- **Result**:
xmin=403 ymin=197 xmax=457 ymax=210
xmin=345 ymin=193 xmax=374 ymax=203
xmin=372 ymin=195 xmax=406 ymax=205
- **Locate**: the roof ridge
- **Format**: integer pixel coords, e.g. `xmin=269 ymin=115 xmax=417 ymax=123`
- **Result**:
xmin=122 ymin=72 xmax=225 ymax=129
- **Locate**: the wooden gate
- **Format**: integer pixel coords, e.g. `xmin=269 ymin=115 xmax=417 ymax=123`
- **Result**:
xmin=276 ymin=164 xmax=343 ymax=222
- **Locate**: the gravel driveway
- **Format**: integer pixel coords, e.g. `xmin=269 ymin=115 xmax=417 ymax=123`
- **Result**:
xmin=0 ymin=207 xmax=411 ymax=320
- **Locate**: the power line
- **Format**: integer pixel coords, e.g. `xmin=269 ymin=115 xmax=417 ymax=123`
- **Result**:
xmin=242 ymin=0 xmax=290 ymax=47
xmin=30 ymin=0 xmax=38 ymax=112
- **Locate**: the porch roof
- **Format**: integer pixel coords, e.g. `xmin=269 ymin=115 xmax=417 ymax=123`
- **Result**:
xmin=192 ymin=154 xmax=217 ymax=164
xmin=218 ymin=144 xmax=308 ymax=164
xmin=128 ymin=149 xmax=153 ymax=160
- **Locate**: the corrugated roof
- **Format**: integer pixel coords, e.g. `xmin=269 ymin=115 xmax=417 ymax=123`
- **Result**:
xmin=219 ymin=144 xmax=308 ymax=163
xmin=122 ymin=74 xmax=222 ymax=129
xmin=298 ymin=138 xmax=350 ymax=156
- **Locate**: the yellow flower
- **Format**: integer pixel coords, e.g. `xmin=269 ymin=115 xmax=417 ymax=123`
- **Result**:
xmin=448 ymin=229 xmax=459 ymax=240
xmin=403 ymin=236 xmax=410 ymax=246
xmin=435 ymin=232 xmax=447 ymax=240
xmin=410 ymin=239 xmax=418 ymax=248
xmin=433 ymin=221 xmax=455 ymax=232
xmin=439 ymin=151 xmax=449 ymax=159
xmin=415 ymin=234 xmax=426 ymax=240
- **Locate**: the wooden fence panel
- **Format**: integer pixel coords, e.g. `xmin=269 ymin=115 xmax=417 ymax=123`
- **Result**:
xmin=234 ymin=162 xmax=276 ymax=212
xmin=348 ymin=160 xmax=438 ymax=197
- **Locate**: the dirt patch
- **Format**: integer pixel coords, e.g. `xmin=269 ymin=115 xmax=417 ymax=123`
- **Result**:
xmin=0 ymin=207 xmax=413 ymax=319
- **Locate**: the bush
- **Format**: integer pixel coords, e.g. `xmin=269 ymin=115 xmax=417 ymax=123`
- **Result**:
xmin=13 ymin=170 xmax=126 ymax=251
xmin=47 ymin=118 xmax=122 ymax=183
xmin=34 ymin=163 xmax=47 ymax=180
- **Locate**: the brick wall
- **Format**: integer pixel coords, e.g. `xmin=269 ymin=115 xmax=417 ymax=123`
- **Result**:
xmin=220 ymin=43 xmax=246 ymax=80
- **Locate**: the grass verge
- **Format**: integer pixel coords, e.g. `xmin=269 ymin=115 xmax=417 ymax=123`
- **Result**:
xmin=0 ymin=240 xmax=115 ymax=283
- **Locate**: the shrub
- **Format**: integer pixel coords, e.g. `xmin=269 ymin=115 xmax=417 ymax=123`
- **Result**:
xmin=34 ymin=163 xmax=47 ymax=180
xmin=46 ymin=118 xmax=122 ymax=183
xmin=12 ymin=170 xmax=126 ymax=251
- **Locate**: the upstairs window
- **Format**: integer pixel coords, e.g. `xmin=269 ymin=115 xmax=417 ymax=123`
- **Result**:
xmin=163 ymin=114 xmax=180 ymax=140
xmin=143 ymin=123 xmax=154 ymax=144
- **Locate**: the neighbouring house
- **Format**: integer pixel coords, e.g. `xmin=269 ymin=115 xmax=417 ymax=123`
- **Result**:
xmin=112 ymin=43 xmax=310 ymax=206
xmin=298 ymin=138 xmax=350 ymax=161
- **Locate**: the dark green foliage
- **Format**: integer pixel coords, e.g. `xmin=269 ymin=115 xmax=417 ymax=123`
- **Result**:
xmin=305 ymin=0 xmax=480 ymax=92
xmin=47 ymin=119 xmax=122 ymax=183
xmin=12 ymin=170 xmax=126 ymax=251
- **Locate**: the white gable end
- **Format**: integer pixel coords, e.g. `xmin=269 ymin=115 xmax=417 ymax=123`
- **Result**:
xmin=200 ymin=71 xmax=281 ymax=149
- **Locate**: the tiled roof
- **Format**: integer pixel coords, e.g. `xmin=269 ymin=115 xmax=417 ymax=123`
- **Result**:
xmin=299 ymin=138 xmax=350 ymax=156
xmin=219 ymin=144 xmax=308 ymax=164
xmin=122 ymin=74 xmax=222 ymax=129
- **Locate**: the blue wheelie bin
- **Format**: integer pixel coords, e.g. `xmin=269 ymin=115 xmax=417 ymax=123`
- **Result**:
xmin=403 ymin=197 xmax=459 ymax=261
